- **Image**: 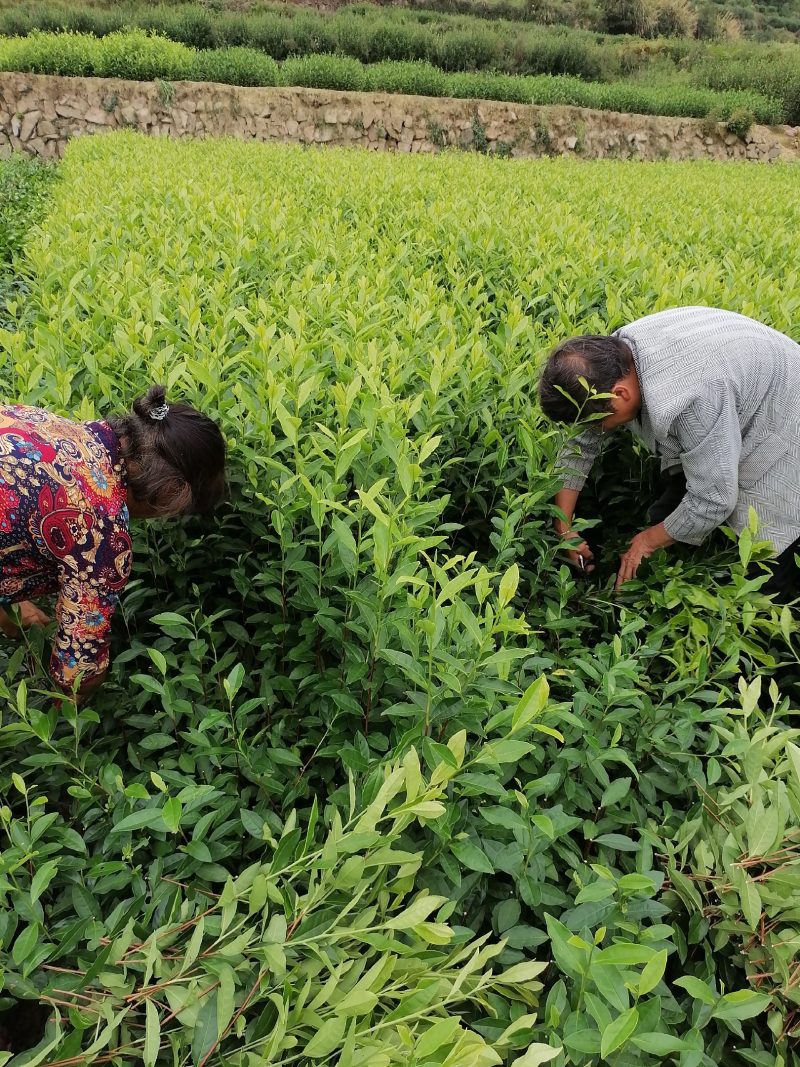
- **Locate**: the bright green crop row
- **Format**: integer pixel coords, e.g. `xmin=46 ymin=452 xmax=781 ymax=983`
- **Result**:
xmin=0 ymin=29 xmax=785 ymax=122
xmin=1 ymin=132 xmax=799 ymax=1065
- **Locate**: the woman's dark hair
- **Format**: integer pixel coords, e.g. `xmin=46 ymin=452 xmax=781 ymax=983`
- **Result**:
xmin=109 ymin=385 xmax=226 ymax=516
xmin=538 ymin=335 xmax=633 ymax=424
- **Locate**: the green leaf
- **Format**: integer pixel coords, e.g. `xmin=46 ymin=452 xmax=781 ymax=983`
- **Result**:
xmin=787 ymin=741 xmax=800 ymax=791
xmin=596 ymin=944 xmax=654 ymax=967
xmin=545 ymin=915 xmax=589 ymax=977
xmin=632 ymin=1033 xmax=691 ymax=1055
xmin=511 ymin=676 xmax=549 ymax=732
xmin=111 ymin=809 xmax=166 ymax=834
xmin=162 ymin=797 xmax=183 ymax=834
xmin=152 ymin=611 xmax=192 ymax=628
xmin=498 ymin=563 xmax=520 ymax=606
xmin=386 ymin=894 xmax=447 ymax=930
xmin=144 ymin=998 xmax=160 ymax=1067
xmin=594 ymin=833 xmax=639 ymax=851
xmin=30 ymin=860 xmax=58 ymax=905
xmin=510 ymin=1044 xmax=562 ymax=1066
xmin=305 ymin=1016 xmax=347 ymax=1059
xmin=191 ymin=991 xmax=219 ymax=1066
xmin=223 ymin=663 xmax=246 ymax=703
xmin=600 ymin=1006 xmax=639 ymax=1059
xmin=600 ymin=778 xmax=632 ymax=807
xmin=416 ymin=1017 xmax=462 ymax=1058
xmin=747 ymin=803 xmax=781 ymax=858
xmin=451 ymin=840 xmax=494 ymax=874
xmin=638 ymin=949 xmax=668 ymax=996
xmin=497 ymin=960 xmax=549 ymax=985
xmin=712 ymin=989 xmax=771 ymax=1022
xmin=148 ymin=648 xmax=168 ymax=676
xmin=675 ymin=976 xmax=717 ymax=1005
xmin=12 ymin=923 xmax=40 ymax=966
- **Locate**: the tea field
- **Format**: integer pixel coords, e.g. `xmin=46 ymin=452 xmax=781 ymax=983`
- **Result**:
xmin=0 ymin=134 xmax=799 ymax=1066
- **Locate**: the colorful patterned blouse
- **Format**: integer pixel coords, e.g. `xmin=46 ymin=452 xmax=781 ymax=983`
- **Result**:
xmin=0 ymin=406 xmax=131 ymax=688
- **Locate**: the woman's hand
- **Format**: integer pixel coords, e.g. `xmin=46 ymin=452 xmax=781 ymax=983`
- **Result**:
xmin=565 ymin=539 xmax=595 ymax=573
xmin=18 ymin=601 xmax=50 ymax=628
xmin=616 ymin=523 xmax=675 ymax=590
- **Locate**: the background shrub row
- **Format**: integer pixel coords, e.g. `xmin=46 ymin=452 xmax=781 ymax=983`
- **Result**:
xmin=0 ymin=30 xmax=784 ymax=123
xmin=1 ymin=2 xmax=799 ymax=122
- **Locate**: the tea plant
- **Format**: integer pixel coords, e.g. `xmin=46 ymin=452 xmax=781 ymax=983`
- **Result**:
xmin=0 ymin=135 xmax=798 ymax=1064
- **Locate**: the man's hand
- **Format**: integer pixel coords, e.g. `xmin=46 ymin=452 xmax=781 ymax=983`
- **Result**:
xmin=616 ymin=523 xmax=675 ymax=590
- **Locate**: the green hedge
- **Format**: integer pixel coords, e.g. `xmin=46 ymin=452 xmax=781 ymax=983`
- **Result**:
xmin=2 ymin=3 xmax=798 ymax=120
xmin=0 ymin=31 xmax=785 ymax=122
xmin=0 ymin=4 xmax=618 ymax=81
xmin=694 ymin=53 xmax=800 ymax=123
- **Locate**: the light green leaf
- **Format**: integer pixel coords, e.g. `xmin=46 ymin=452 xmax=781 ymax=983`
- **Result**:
xmin=510 ymin=1044 xmax=562 ymax=1066
xmin=675 ymin=976 xmax=717 ymax=1005
xmin=162 ymin=797 xmax=183 ymax=834
xmin=30 ymin=861 xmax=58 ymax=906
xmin=712 ymin=989 xmax=771 ymax=1022
xmin=498 ymin=563 xmax=520 ymax=606
xmin=511 ymin=676 xmax=549 ymax=733
xmin=305 ymin=1016 xmax=347 ymax=1059
xmin=386 ymin=894 xmax=447 ymax=930
xmin=600 ymin=1006 xmax=639 ymax=1059
xmin=144 ymin=998 xmax=160 ymax=1067
xmin=416 ymin=1016 xmax=462 ymax=1057
xmin=638 ymin=949 xmax=668 ymax=996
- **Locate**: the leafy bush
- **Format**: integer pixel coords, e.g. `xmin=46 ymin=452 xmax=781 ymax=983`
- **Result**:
xmin=362 ymin=58 xmax=450 ymax=95
xmin=281 ymin=52 xmax=368 ymax=90
xmin=0 ymin=132 xmax=799 ymax=1065
xmin=0 ymin=28 xmax=101 ymax=76
xmin=725 ymin=105 xmax=755 ymax=135
xmin=93 ymin=27 xmax=193 ymax=81
xmin=191 ymin=46 xmax=280 ymax=88
xmin=653 ymin=0 xmax=700 ymax=36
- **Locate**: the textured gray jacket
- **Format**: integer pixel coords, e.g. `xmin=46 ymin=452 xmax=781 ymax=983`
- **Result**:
xmin=558 ymin=306 xmax=800 ymax=553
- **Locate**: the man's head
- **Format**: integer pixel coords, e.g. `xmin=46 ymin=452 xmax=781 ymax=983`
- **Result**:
xmin=538 ymin=335 xmax=641 ymax=430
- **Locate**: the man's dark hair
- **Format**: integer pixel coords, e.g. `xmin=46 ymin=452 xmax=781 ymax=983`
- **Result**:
xmin=110 ymin=384 xmax=226 ymax=516
xmin=538 ymin=335 xmax=633 ymax=424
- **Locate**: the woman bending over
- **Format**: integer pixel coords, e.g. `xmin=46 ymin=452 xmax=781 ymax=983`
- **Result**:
xmin=0 ymin=385 xmax=225 ymax=701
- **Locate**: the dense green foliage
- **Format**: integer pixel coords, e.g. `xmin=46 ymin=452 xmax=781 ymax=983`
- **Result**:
xmin=1 ymin=3 xmax=798 ymax=121
xmin=0 ymin=155 xmax=57 ymax=330
xmin=0 ymin=155 xmax=55 ymax=267
xmin=0 ymin=0 xmax=797 ymax=38
xmin=0 ymin=28 xmax=785 ymax=122
xmin=0 ymin=132 xmax=799 ymax=1065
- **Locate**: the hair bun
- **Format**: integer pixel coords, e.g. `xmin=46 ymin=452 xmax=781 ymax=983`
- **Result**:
xmin=133 ymin=384 xmax=168 ymax=420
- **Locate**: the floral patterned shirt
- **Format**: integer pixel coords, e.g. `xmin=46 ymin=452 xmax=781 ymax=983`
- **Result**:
xmin=0 ymin=406 xmax=132 ymax=688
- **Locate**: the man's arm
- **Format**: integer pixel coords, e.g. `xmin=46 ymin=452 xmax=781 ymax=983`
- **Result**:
xmin=553 ymin=431 xmax=603 ymax=571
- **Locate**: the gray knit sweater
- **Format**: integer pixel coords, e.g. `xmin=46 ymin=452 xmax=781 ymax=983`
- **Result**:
xmin=558 ymin=306 xmax=800 ymax=553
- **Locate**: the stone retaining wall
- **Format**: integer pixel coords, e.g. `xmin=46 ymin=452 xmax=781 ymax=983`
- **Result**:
xmin=2 ymin=72 xmax=799 ymax=163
